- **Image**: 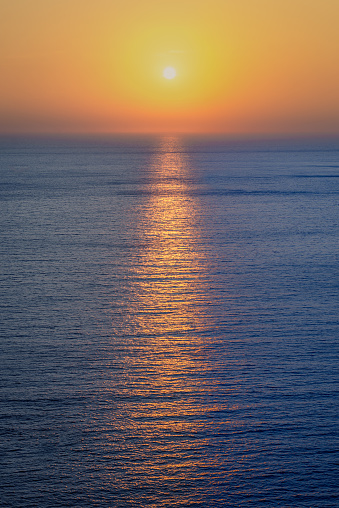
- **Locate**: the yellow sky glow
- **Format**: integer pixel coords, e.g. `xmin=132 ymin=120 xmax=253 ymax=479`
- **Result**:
xmin=1 ymin=0 xmax=339 ymax=134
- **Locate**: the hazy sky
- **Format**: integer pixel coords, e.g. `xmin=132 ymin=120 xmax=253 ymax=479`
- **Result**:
xmin=1 ymin=0 xmax=339 ymax=134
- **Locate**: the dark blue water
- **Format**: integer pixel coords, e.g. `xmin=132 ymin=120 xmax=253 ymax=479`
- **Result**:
xmin=1 ymin=135 xmax=338 ymax=507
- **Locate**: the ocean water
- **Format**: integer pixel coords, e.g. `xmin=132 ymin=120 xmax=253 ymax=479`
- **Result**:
xmin=0 ymin=135 xmax=338 ymax=507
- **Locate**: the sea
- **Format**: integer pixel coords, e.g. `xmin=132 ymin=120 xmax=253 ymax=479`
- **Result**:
xmin=0 ymin=134 xmax=338 ymax=507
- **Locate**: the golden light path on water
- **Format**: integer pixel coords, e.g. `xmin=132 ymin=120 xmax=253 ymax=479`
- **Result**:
xmin=101 ymin=138 xmax=242 ymax=502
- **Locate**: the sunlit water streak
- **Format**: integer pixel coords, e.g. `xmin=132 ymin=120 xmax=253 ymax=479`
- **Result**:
xmin=0 ymin=135 xmax=338 ymax=507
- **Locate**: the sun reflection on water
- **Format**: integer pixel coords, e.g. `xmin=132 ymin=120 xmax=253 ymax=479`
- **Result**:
xmin=104 ymin=137 xmax=222 ymax=503
xmin=101 ymin=138 xmax=241 ymax=504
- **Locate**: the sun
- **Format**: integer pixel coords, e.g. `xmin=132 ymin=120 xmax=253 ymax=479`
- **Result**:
xmin=163 ymin=66 xmax=176 ymax=79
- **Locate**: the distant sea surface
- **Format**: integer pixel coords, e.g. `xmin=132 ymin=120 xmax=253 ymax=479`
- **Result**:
xmin=1 ymin=135 xmax=338 ymax=507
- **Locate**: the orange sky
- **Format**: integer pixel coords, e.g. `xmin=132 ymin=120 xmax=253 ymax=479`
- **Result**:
xmin=1 ymin=0 xmax=339 ymax=134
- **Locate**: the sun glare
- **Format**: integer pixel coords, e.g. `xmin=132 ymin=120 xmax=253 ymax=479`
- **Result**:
xmin=163 ymin=66 xmax=176 ymax=79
